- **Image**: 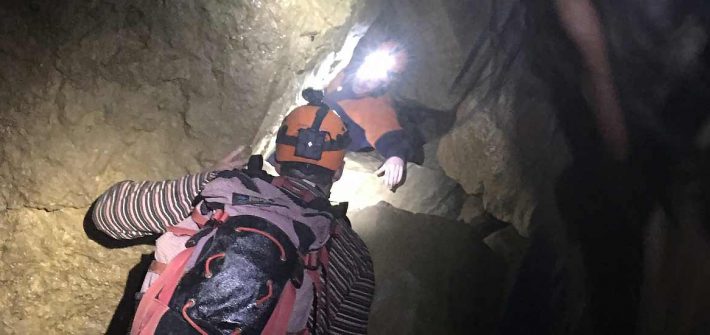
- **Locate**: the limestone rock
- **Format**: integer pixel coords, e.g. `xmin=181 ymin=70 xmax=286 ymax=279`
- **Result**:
xmin=458 ymin=194 xmax=486 ymax=224
xmin=363 ymin=0 xmax=481 ymax=111
xmin=0 ymin=208 xmax=152 ymax=334
xmin=437 ymin=79 xmax=569 ymax=236
xmin=330 ymin=154 xmax=465 ymax=219
xmin=438 ymin=108 xmax=533 ymax=234
xmin=351 ymin=203 xmax=506 ymax=334
xmin=0 ymin=1 xmax=364 ymax=333
xmin=0 ymin=0 xmax=360 ymax=211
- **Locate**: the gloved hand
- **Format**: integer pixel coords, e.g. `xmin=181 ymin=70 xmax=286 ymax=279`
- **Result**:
xmin=375 ymin=156 xmax=405 ymax=190
xmin=210 ymin=145 xmax=250 ymax=172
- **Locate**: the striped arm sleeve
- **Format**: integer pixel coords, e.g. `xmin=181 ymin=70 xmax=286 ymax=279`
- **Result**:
xmin=313 ymin=221 xmax=375 ymax=334
xmin=91 ymin=172 xmax=214 ymax=240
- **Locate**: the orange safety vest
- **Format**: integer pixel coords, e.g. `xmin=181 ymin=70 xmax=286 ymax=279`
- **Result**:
xmin=324 ymin=71 xmax=410 ymax=160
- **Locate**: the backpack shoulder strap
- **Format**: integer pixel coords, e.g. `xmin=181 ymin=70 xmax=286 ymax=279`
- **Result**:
xmin=242 ymin=154 xmax=274 ymax=183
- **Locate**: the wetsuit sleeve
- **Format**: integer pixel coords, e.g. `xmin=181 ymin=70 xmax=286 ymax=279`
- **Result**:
xmin=313 ymin=220 xmax=375 ymax=334
xmin=374 ymin=129 xmax=412 ymax=161
xmin=335 ymin=94 xmax=413 ymax=161
xmin=91 ymin=172 xmax=214 ymax=240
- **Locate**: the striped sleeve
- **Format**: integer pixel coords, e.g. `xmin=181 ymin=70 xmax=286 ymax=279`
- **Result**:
xmin=91 ymin=172 xmax=214 ymax=240
xmin=313 ymin=220 xmax=375 ymax=334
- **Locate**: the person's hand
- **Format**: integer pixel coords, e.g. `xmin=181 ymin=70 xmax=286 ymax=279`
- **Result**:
xmin=210 ymin=145 xmax=250 ymax=172
xmin=375 ymin=156 xmax=405 ymax=190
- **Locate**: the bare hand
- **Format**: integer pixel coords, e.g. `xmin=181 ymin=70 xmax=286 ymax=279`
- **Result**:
xmin=211 ymin=145 xmax=250 ymax=172
xmin=375 ymin=156 xmax=405 ymax=189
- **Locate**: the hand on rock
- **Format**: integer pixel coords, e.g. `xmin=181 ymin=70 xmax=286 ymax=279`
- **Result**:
xmin=211 ymin=145 xmax=250 ymax=172
xmin=375 ymin=156 xmax=405 ymax=190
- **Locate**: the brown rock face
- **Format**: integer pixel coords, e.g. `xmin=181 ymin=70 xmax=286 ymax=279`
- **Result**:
xmin=0 ymin=0 xmax=360 ymax=211
xmin=0 ymin=208 xmax=153 ymax=333
xmin=437 ymin=61 xmax=569 ymax=236
xmin=331 ymin=152 xmax=465 ymax=219
xmin=0 ymin=1 xmax=361 ymax=333
xmin=0 ymin=0 xmax=575 ymax=333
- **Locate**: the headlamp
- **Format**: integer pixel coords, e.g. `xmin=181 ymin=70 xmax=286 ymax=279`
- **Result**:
xmin=355 ymin=50 xmax=396 ymax=81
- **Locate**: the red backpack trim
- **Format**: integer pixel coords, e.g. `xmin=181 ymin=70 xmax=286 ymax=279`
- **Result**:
xmin=131 ymin=247 xmax=194 ymax=334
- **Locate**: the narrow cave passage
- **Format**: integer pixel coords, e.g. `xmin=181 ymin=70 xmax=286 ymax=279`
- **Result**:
xmin=2 ymin=1 xmax=710 ymax=334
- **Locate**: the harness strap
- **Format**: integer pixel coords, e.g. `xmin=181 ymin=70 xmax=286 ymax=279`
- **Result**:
xmin=131 ymin=247 xmax=194 ymax=334
xmin=272 ymin=177 xmax=317 ymax=203
xmin=157 ymin=248 xmax=194 ymax=305
xmin=303 ymin=247 xmax=330 ymax=319
xmin=261 ymin=281 xmax=298 ymax=335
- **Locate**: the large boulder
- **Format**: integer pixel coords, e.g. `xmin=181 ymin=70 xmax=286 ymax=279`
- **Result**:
xmin=330 ymin=152 xmax=465 ymax=219
xmin=350 ymin=203 xmax=507 ymax=335
xmin=437 ymin=72 xmax=570 ymax=236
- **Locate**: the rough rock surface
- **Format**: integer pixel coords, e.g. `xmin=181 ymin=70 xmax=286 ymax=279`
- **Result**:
xmin=0 ymin=208 xmax=152 ymax=334
xmin=437 ymin=62 xmax=570 ymax=236
xmin=0 ymin=0 xmax=360 ymax=211
xmin=0 ymin=1 xmax=361 ymax=333
xmin=367 ymin=0 xmax=480 ymax=111
xmin=458 ymin=194 xmax=486 ymax=224
xmin=330 ymin=152 xmax=465 ymax=220
xmin=351 ymin=203 xmax=507 ymax=335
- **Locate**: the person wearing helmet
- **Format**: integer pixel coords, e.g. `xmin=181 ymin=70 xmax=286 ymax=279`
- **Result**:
xmin=273 ymin=101 xmax=351 ymax=192
xmin=321 ymin=40 xmax=413 ymax=190
xmin=90 ymin=104 xmax=374 ymax=334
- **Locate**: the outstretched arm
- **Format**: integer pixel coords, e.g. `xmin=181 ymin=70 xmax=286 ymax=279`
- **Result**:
xmin=91 ymin=146 xmax=249 ymax=240
xmin=91 ymin=172 xmax=213 ymax=240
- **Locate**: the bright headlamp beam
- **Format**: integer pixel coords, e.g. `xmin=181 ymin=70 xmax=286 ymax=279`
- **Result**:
xmin=355 ymin=50 xmax=396 ymax=81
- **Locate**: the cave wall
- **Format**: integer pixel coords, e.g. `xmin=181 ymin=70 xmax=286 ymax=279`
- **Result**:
xmin=0 ymin=1 xmax=365 ymax=332
xmin=0 ymin=0 xmax=570 ymax=333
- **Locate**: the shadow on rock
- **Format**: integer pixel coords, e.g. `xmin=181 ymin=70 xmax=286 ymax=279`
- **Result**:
xmin=82 ymin=202 xmax=157 ymax=334
xmin=105 ymin=253 xmax=154 ymax=335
